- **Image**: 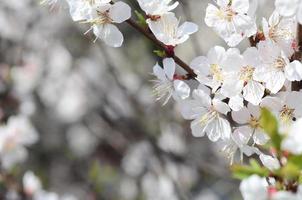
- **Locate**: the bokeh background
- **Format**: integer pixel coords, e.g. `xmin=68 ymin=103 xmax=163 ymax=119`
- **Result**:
xmin=0 ymin=0 xmax=274 ymax=199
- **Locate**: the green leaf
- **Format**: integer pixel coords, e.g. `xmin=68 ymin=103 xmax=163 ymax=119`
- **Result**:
xmin=135 ymin=10 xmax=147 ymax=27
xmin=280 ymin=163 xmax=300 ymax=180
xmin=231 ymin=160 xmax=270 ymax=180
xmin=153 ymin=50 xmax=166 ymax=58
xmin=288 ymin=155 xmax=302 ymax=169
xmin=260 ymin=108 xmax=282 ymax=151
xmin=89 ymin=160 xmax=101 ymax=183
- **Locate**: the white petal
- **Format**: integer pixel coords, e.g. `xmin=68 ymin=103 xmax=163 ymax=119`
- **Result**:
xmin=217 ymin=0 xmax=229 ymax=7
xmin=213 ymin=99 xmax=230 ymax=115
xmin=243 ymin=81 xmax=265 ymax=105
xmin=260 ymin=96 xmax=283 ymax=112
xmin=153 ymin=63 xmax=166 ymax=80
xmin=233 ymin=126 xmax=253 ymax=146
xmin=275 ymin=0 xmax=299 ymax=17
xmin=282 ymin=118 xmax=302 ymax=154
xmin=204 ymin=4 xmax=220 ymax=27
xmin=206 ymin=117 xmax=231 ymax=141
xmin=193 ymin=89 xmax=211 ymax=108
xmin=265 ymin=71 xmax=286 ymax=94
xmin=232 ymin=106 xmax=250 ymax=124
xmin=297 ymin=4 xmax=302 ymax=24
xmin=109 ymin=1 xmax=131 ymax=23
xmin=191 ymin=118 xmax=206 ymax=137
xmin=93 ymin=24 xmax=124 ymax=47
xmin=221 ymin=78 xmax=243 ymax=98
xmin=231 ymin=0 xmax=249 ymax=13
xmin=240 ymin=175 xmax=268 ymax=200
xmin=259 ymin=154 xmax=280 ymax=171
xmin=243 ymin=47 xmax=261 ymax=67
xmin=285 ymin=61 xmax=302 ymax=81
xmin=207 ymin=46 xmax=226 ymax=64
xmin=178 ymin=100 xmax=207 ymax=120
xmin=163 ymin=58 xmax=175 ymax=80
xmin=247 ymin=103 xmax=260 ymax=118
xmin=173 ymin=80 xmax=190 ymax=100
xmin=229 ymin=95 xmax=244 ymax=111
xmin=253 ymin=129 xmax=269 ymax=145
xmin=177 ymin=22 xmax=198 ymax=38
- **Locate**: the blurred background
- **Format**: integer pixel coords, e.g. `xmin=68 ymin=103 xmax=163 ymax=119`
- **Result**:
xmin=0 ymin=0 xmax=274 ymax=199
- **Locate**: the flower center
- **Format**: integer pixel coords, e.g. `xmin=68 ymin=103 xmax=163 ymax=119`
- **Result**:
xmin=273 ymin=57 xmax=286 ymax=70
xmin=152 ymin=79 xmax=173 ymax=101
xmin=280 ymin=105 xmax=295 ymax=123
xmin=199 ymin=109 xmax=218 ymax=126
xmin=269 ymin=26 xmax=294 ymax=42
xmin=95 ymin=10 xmax=113 ymax=24
xmin=249 ymin=117 xmax=259 ymax=129
xmin=217 ymin=7 xmax=236 ymax=22
xmin=86 ymin=0 xmax=96 ymax=5
xmin=239 ymin=66 xmax=255 ymax=81
xmin=210 ymin=64 xmax=224 ymax=81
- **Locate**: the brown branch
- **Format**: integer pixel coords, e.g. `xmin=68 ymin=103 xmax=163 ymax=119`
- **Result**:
xmin=126 ymin=19 xmax=197 ymax=79
xmin=298 ymin=24 xmax=302 ymax=53
xmin=291 ymin=24 xmax=302 ymax=91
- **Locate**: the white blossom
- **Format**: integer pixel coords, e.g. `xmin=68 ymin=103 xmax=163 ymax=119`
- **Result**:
xmin=275 ymin=0 xmax=302 ymax=24
xmin=254 ymin=41 xmax=302 ymax=94
xmin=221 ymin=47 xmax=265 ymax=105
xmin=137 ymin=0 xmax=179 ymax=16
xmin=261 ymin=91 xmax=302 ymax=129
xmin=147 ymin=13 xmax=198 ymax=46
xmin=282 ymin=118 xmax=302 ymax=154
xmin=190 ymin=46 xmax=227 ymax=92
xmin=232 ymin=103 xmax=269 ymax=146
xmin=179 ymin=85 xmax=231 ymax=142
xmin=259 ymin=154 xmax=281 ymax=171
xmin=262 ymin=11 xmax=297 ymax=57
xmin=23 ymin=171 xmax=42 ymax=196
xmin=152 ymin=58 xmax=190 ymax=105
xmin=66 ymin=1 xmax=131 ymax=47
xmin=0 ymin=115 xmax=38 ymax=169
xmin=205 ymin=0 xmax=257 ymax=47
xmin=240 ymin=175 xmax=268 ymax=200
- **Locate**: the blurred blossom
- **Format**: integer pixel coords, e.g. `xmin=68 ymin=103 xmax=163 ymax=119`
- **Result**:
xmin=158 ymin=124 xmax=187 ymax=155
xmin=119 ymin=178 xmax=138 ymax=200
xmin=0 ymin=115 xmax=38 ymax=169
xmin=142 ymin=173 xmax=178 ymax=200
xmin=34 ymin=191 xmax=60 ymax=200
xmin=194 ymin=189 xmax=220 ymax=200
xmin=11 ymin=63 xmax=41 ymax=96
xmin=23 ymin=171 xmax=42 ymax=196
xmin=122 ymin=142 xmax=153 ymax=177
xmin=66 ymin=125 xmax=98 ymax=157
xmin=165 ymin=162 xmax=199 ymax=190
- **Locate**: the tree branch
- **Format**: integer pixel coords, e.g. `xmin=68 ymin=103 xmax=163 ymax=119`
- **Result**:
xmin=298 ymin=24 xmax=302 ymax=53
xmin=126 ymin=19 xmax=197 ymax=79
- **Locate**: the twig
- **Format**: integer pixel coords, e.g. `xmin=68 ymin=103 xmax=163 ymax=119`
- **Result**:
xmin=126 ymin=19 xmax=197 ymax=79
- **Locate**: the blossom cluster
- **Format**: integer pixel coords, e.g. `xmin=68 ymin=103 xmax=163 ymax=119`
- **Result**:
xmin=23 ymin=171 xmax=77 ymax=200
xmin=36 ymin=0 xmax=302 ymax=199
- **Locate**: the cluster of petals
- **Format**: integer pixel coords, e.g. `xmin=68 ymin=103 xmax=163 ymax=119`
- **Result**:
xmin=23 ymin=171 xmax=77 ymax=200
xmin=137 ymin=0 xmax=198 ymax=46
xmin=275 ymin=0 xmax=302 ymax=24
xmin=205 ymin=0 xmax=257 ymax=47
xmin=152 ymin=58 xmax=190 ymax=105
xmin=0 ymin=115 xmax=38 ymax=170
xmin=240 ymin=175 xmax=302 ymax=200
xmin=66 ymin=0 xmax=131 ymax=47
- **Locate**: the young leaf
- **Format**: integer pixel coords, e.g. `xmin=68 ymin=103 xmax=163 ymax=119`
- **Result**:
xmin=135 ymin=10 xmax=147 ymax=27
xmin=260 ymin=108 xmax=283 ymax=151
xmin=153 ymin=50 xmax=166 ymax=58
